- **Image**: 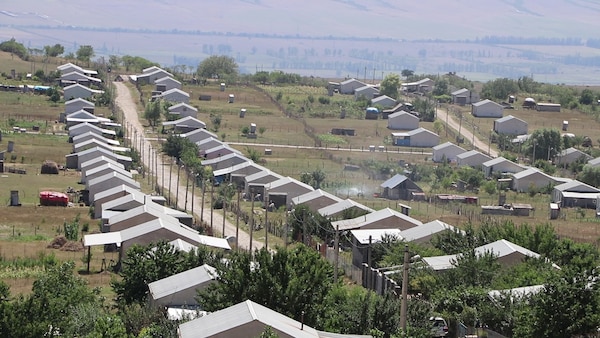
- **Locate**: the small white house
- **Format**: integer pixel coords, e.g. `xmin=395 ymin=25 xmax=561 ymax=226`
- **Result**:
xmin=511 ymin=168 xmax=557 ymax=192
xmin=136 ymin=68 xmax=174 ymax=84
xmin=456 ymin=150 xmax=492 ymax=168
xmin=392 ymin=128 xmax=439 ymax=147
xmin=339 ymin=78 xmax=367 ymax=94
xmin=451 ymin=88 xmax=479 ymax=105
xmin=556 ymin=148 xmax=592 ymax=166
xmin=371 ymin=95 xmax=396 ymax=108
xmin=472 ymin=99 xmax=503 ymax=118
xmin=494 ymin=115 xmax=528 ymax=135
xmin=65 ymin=98 xmax=95 ymax=115
xmin=156 ymin=88 xmax=190 ymax=104
xmin=387 ymin=111 xmax=419 ymax=130
xmin=154 ymin=76 xmax=182 ymax=92
xmin=481 ymin=157 xmax=525 ymax=177
xmin=354 ymin=85 xmax=379 ymax=100
xmin=167 ymin=102 xmax=198 ymax=118
xmin=64 ymin=83 xmax=104 ymax=100
xmin=432 ymin=142 xmax=466 ymax=163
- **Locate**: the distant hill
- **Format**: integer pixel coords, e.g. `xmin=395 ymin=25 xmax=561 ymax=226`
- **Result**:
xmin=2 ymin=1 xmax=600 ymax=84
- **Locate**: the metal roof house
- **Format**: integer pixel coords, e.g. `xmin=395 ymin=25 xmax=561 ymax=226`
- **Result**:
xmin=202 ymin=144 xmax=242 ymax=160
xmin=155 ymin=76 xmax=182 ymax=92
xmin=68 ymin=122 xmax=115 ymax=139
xmin=65 ymin=110 xmax=111 ymax=128
xmin=83 ymin=217 xmax=231 ymax=261
xmin=64 ymin=83 xmax=104 ymax=100
xmin=60 ymin=71 xmax=102 ymax=86
xmin=136 ymin=68 xmax=174 ymax=84
xmin=92 ymin=184 xmax=142 ymax=219
xmin=402 ymin=78 xmax=434 ymax=93
xmin=65 ymin=97 xmax=95 ymax=115
xmin=432 ymin=142 xmax=466 ymax=163
xmin=201 ymin=152 xmax=249 ymax=171
xmin=155 ymin=88 xmax=190 ymax=104
xmin=471 ymin=99 xmax=503 ymax=118
xmin=72 ymin=131 xmax=120 ymax=147
xmin=213 ymin=161 xmax=265 ymax=187
xmin=167 ymin=102 xmax=198 ymax=119
xmin=392 ymin=128 xmax=439 ymax=147
xmin=57 ymin=62 xmax=97 ymax=76
xmin=354 ymin=85 xmax=379 ymax=100
xmin=244 ymin=170 xmax=284 ymax=196
xmin=265 ymin=177 xmax=315 ymax=209
xmin=331 ymin=207 xmax=422 ymax=231
xmin=380 ymin=174 xmax=423 ymax=200
xmin=350 ymin=229 xmax=403 ymax=267
xmin=80 ymin=155 xmax=124 ymax=174
xmin=556 ymin=147 xmax=592 ymax=167
xmin=106 ymin=202 xmax=192 ymax=233
xmin=101 ymin=192 xmax=166 ymax=221
xmin=177 ymin=299 xmax=372 ymax=338
xmin=87 ymin=171 xmax=141 ymax=205
xmin=148 ymin=264 xmax=217 ymax=308
xmin=73 ymin=138 xmax=126 ymax=154
xmin=552 ymin=180 xmax=600 ymax=208
xmin=511 ymin=168 xmax=558 ymax=193
xmin=422 ymin=239 xmax=550 ymax=271
xmin=317 ymin=199 xmax=374 ymax=219
xmin=481 ymin=157 xmax=525 ymax=178
xmin=66 ymin=146 xmax=132 ymax=170
xmin=387 ymin=111 xmax=419 ymax=130
xmin=493 ymin=115 xmax=528 ymax=135
xmin=371 ymin=95 xmax=396 ymax=108
xmin=456 ymin=150 xmax=492 ymax=168
xmin=400 ymin=220 xmax=462 ymax=245
xmin=81 ymin=162 xmax=132 ymax=184
xmin=291 ymin=189 xmax=343 ymax=212
xmin=451 ymin=88 xmax=479 ymax=105
xmin=162 ymin=116 xmax=206 ymax=133
xmin=339 ymin=78 xmax=367 ymax=95
xmin=180 ymin=128 xmax=219 ymax=144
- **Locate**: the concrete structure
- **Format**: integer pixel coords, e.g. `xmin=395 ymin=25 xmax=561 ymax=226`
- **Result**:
xmin=472 ymin=99 xmax=503 ymax=118
xmin=432 ymin=142 xmax=466 ymax=163
xmin=456 ymin=150 xmax=492 ymax=168
xmin=387 ymin=111 xmax=419 ymax=130
xmin=494 ymin=115 xmax=528 ymax=135
xmin=167 ymin=102 xmax=198 ymax=118
xmin=392 ymin=128 xmax=439 ymax=147
xmin=380 ymin=174 xmax=423 ymax=200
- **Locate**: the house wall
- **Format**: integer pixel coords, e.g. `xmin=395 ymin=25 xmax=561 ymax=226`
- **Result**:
xmin=109 ymin=214 xmax=157 ymax=233
xmin=433 ymin=147 xmax=465 ymax=163
xmin=495 ymin=120 xmax=528 ymax=135
xmin=296 ymin=196 xmax=338 ymax=212
xmin=65 ymin=87 xmax=92 ymax=100
xmin=340 ymin=81 xmax=365 ymax=94
xmin=388 ymin=115 xmax=419 ymax=130
xmin=512 ymin=175 xmax=554 ymax=192
xmin=163 ymin=93 xmax=190 ymax=104
xmin=409 ymin=132 xmax=439 ymax=147
xmin=360 ymin=216 xmax=418 ymax=231
xmin=472 ymin=103 xmax=503 ymax=117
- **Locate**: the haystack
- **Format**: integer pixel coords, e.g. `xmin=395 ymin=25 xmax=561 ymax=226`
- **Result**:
xmin=41 ymin=160 xmax=59 ymax=174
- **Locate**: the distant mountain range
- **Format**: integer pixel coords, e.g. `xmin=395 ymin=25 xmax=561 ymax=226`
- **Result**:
xmin=2 ymin=1 xmax=600 ymax=84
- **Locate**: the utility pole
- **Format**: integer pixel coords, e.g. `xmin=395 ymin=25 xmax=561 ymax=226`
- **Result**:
xmin=184 ymin=167 xmax=189 ymax=212
xmin=148 ymin=144 xmax=151 ymax=186
xmin=334 ymin=224 xmax=339 ymax=284
xmin=222 ymin=197 xmax=226 ymax=237
xmin=161 ymin=154 xmax=165 ymax=196
xmin=264 ymin=193 xmax=269 ymax=250
xmin=236 ymin=189 xmax=240 ymax=250
xmin=400 ymin=244 xmax=409 ymax=332
xmin=175 ymin=163 xmax=182 ymax=209
xmin=191 ymin=173 xmax=196 ymax=217
xmin=210 ymin=180 xmax=214 ymax=233
xmin=168 ymin=158 xmax=173 ymax=205
xmin=200 ymin=181 xmax=206 ymax=223
xmin=250 ymin=193 xmax=254 ymax=255
xmin=367 ymin=235 xmax=372 ymax=289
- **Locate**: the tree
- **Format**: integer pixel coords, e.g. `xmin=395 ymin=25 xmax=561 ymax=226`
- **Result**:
xmin=111 ymin=241 xmax=215 ymax=304
xmin=311 ymin=168 xmax=326 ymax=189
xmin=76 ymin=45 xmax=95 ymax=66
xmin=481 ymin=78 xmax=519 ymax=101
xmin=432 ymin=79 xmax=449 ymax=96
xmin=527 ymin=128 xmax=562 ymax=163
xmin=43 ymin=44 xmax=64 ymax=58
xmin=580 ymin=88 xmax=595 ymax=105
xmin=198 ymin=246 xmax=334 ymax=328
xmin=197 ymin=55 xmax=239 ymax=82
xmin=401 ymin=69 xmax=414 ymax=78
xmin=254 ymin=71 xmax=270 ymax=84
xmin=0 ymin=38 xmax=28 ymax=59
xmin=144 ymin=100 xmax=163 ymax=127
xmin=379 ymin=74 xmax=401 ymax=99
xmin=577 ymin=165 xmax=600 ymax=187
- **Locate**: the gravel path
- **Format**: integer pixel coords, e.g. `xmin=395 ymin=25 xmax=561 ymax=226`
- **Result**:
xmin=436 ymin=106 xmax=499 ymax=157
xmin=113 ymin=81 xmax=263 ymax=251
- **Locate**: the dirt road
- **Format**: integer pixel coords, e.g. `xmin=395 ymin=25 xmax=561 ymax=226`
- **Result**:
xmin=113 ymin=81 xmax=263 ymax=251
xmin=436 ymin=106 xmax=498 ymax=158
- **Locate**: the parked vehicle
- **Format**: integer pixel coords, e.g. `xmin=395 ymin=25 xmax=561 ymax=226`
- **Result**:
xmin=430 ymin=317 xmax=449 ymax=337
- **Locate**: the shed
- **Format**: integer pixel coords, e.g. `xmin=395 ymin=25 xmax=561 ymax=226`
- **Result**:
xmin=387 ymin=111 xmax=419 ymax=130
xmin=380 ymin=174 xmax=423 ymax=200
xmin=354 ymin=85 xmax=379 ymax=100
xmin=148 ymin=264 xmax=216 ymax=307
xmin=291 ymin=189 xmax=343 ymax=212
xmin=536 ymin=103 xmax=561 ymax=112
xmin=167 ymin=103 xmax=198 ymax=119
xmin=432 ymin=142 xmax=466 ymax=163
xmin=456 ymin=150 xmax=492 ymax=168
xmin=392 ymin=128 xmax=439 ymax=147
xmin=471 ymin=99 xmax=503 ymax=118
xmin=511 ymin=168 xmax=557 ymax=192
xmin=493 ymin=115 xmax=528 ymax=135
xmin=339 ymin=78 xmax=367 ymax=95
xmin=371 ymin=95 xmax=396 ymax=108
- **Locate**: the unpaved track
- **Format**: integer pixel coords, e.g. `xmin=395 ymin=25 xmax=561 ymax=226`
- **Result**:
xmin=113 ymin=81 xmax=263 ymax=251
xmin=436 ymin=107 xmax=498 ymax=158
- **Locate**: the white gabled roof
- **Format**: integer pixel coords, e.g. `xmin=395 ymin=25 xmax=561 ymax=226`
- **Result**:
xmin=65 ymin=97 xmax=95 ymax=107
xmin=161 ymin=88 xmax=190 ymax=97
xmin=81 ymin=155 xmax=124 ymax=172
xmin=93 ymin=184 xmax=140 ymax=203
xmin=488 ymin=285 xmax=545 ymax=302
xmin=350 ymin=228 xmax=403 ymax=245
xmin=511 ymin=167 xmax=552 ymax=180
xmin=155 ymin=76 xmax=181 ymax=85
xmin=292 ymin=189 xmax=343 ymax=206
xmin=400 ymin=220 xmax=462 ymax=242
xmin=432 ymin=141 xmax=465 ymax=152
xmin=331 ymin=207 xmax=422 ymax=231
xmin=495 ymin=114 xmax=525 ymax=124
xmin=148 ymin=264 xmax=216 ymax=301
xmin=201 ymin=152 xmax=249 ymax=166
xmin=64 ymin=83 xmax=104 ymax=94
xmin=162 ymin=116 xmax=205 ymax=128
xmin=472 ymin=99 xmax=502 ymax=107
xmin=168 ymin=102 xmax=198 ymax=112
xmin=317 ymin=199 xmax=374 ymax=217
xmin=266 ymin=176 xmax=314 ymax=192
xmin=167 ymin=239 xmax=199 ymax=253
xmin=213 ymin=161 xmax=265 ymax=177
xmin=451 ymin=88 xmax=469 ymax=95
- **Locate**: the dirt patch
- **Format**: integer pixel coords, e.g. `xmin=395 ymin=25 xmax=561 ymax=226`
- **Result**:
xmin=47 ymin=236 xmax=67 ymax=249
xmin=47 ymin=236 xmax=84 ymax=252
xmin=61 ymin=241 xmax=84 ymax=252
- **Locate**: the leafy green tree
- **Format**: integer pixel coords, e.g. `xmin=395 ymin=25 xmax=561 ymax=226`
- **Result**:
xmin=481 ymin=78 xmax=519 ymax=101
xmin=43 ymin=44 xmax=64 ymax=57
xmin=112 ymin=241 xmax=215 ymax=304
xmin=432 ymin=79 xmax=449 ymax=96
xmin=300 ymin=172 xmax=312 ymax=186
xmin=197 ymin=55 xmax=239 ymax=82
xmin=580 ymin=88 xmax=595 ymax=105
xmin=311 ymin=168 xmax=326 ymax=189
xmin=401 ymin=69 xmax=414 ymax=78
xmin=199 ymin=246 xmax=333 ymax=327
xmin=0 ymin=38 xmax=28 ymax=59
xmin=379 ymin=74 xmax=401 ymax=99
xmin=527 ymin=128 xmax=562 ymax=163
xmin=254 ymin=71 xmax=270 ymax=84
xmin=76 ymin=45 xmax=95 ymax=66
xmin=144 ymin=100 xmax=163 ymax=127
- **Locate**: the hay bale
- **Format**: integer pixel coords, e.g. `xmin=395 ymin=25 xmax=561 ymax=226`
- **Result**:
xmin=41 ymin=160 xmax=59 ymax=174
xmin=61 ymin=241 xmax=84 ymax=252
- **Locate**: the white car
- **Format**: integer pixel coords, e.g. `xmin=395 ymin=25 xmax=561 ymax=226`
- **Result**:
xmin=430 ymin=317 xmax=449 ymax=337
